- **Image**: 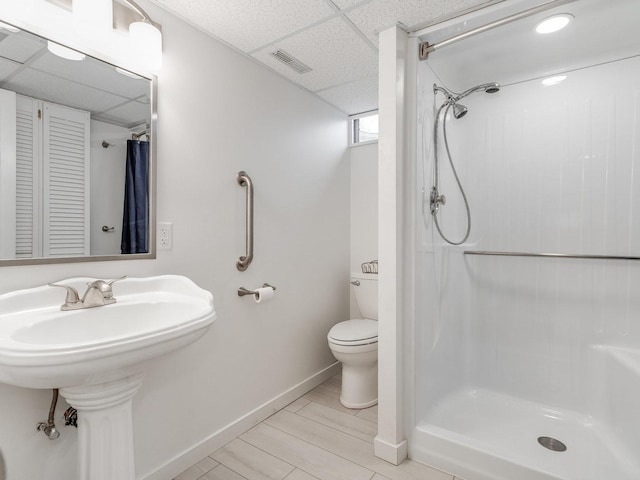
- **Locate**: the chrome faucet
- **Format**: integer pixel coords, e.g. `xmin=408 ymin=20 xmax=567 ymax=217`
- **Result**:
xmin=49 ymin=276 xmax=126 ymax=311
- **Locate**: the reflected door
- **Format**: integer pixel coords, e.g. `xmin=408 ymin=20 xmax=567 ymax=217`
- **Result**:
xmin=15 ymin=95 xmax=90 ymax=258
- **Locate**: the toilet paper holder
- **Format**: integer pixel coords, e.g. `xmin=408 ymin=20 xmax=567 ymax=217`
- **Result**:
xmin=237 ymin=283 xmax=276 ymax=297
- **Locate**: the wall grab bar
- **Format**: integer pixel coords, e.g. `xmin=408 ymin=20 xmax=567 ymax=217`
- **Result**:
xmin=464 ymin=250 xmax=640 ymax=261
xmin=236 ymin=171 xmax=254 ymax=271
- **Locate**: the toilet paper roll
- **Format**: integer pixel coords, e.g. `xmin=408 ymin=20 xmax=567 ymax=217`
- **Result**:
xmin=254 ymin=286 xmax=274 ymax=304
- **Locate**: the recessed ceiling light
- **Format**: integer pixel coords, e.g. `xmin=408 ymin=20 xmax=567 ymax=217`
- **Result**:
xmin=47 ymin=41 xmax=86 ymax=61
xmin=542 ymin=75 xmax=567 ymax=86
xmin=535 ymin=14 xmax=573 ymax=34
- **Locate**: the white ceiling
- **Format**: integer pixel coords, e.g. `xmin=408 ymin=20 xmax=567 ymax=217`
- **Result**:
xmin=149 ymin=0 xmax=500 ymax=115
xmin=424 ymin=0 xmax=640 ymax=93
xmin=1 ymin=0 xmax=629 ymax=127
xmin=0 ymin=28 xmax=150 ymax=129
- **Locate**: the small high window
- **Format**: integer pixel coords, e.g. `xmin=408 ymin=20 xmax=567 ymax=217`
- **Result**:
xmin=350 ymin=111 xmax=378 ymax=146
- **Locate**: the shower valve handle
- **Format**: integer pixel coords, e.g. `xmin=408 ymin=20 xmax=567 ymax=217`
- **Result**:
xmin=429 ymin=188 xmax=446 ymax=215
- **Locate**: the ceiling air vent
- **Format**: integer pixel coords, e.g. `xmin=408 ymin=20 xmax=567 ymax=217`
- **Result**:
xmin=270 ymin=49 xmax=312 ymax=74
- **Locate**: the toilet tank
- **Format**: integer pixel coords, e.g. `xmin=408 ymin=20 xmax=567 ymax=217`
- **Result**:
xmin=351 ymin=273 xmax=378 ymax=320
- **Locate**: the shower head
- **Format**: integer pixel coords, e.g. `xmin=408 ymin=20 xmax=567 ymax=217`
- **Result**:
xmin=434 ymin=82 xmax=500 ymax=105
xmin=434 ymin=82 xmax=499 ymax=120
xmin=452 ymin=103 xmax=468 ymax=119
xmin=456 ymin=82 xmax=501 ymax=100
xmin=484 ymin=83 xmax=500 ymax=94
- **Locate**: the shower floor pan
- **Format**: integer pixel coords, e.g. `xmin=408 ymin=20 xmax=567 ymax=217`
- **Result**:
xmin=412 ymin=388 xmax=638 ymax=480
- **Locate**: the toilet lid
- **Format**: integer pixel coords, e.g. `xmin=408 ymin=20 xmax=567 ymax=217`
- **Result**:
xmin=328 ymin=319 xmax=378 ymax=345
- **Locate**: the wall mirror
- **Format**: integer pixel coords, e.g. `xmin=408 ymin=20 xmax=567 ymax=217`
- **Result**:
xmin=0 ymin=21 xmax=155 ymax=266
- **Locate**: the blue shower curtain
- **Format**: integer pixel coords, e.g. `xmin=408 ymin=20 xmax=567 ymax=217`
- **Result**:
xmin=121 ymin=140 xmax=149 ymax=254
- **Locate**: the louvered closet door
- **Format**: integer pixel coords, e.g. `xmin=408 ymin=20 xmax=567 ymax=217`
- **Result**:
xmin=43 ymin=103 xmax=90 ymax=257
xmin=15 ymin=95 xmax=40 ymax=258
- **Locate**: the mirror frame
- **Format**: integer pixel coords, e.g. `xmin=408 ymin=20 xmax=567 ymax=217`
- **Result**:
xmin=0 ymin=23 xmax=157 ymax=266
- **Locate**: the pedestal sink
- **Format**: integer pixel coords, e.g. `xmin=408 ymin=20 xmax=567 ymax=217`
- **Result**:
xmin=0 ymin=275 xmax=216 ymax=480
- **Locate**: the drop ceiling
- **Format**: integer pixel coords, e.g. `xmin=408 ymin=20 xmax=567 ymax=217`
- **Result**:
xmin=149 ymin=0 xmax=501 ymax=115
xmin=0 ymin=28 xmax=150 ymax=129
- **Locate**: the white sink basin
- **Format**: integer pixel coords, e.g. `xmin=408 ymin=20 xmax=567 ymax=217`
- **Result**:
xmin=0 ymin=274 xmax=215 ymax=480
xmin=0 ymin=275 xmax=216 ymax=389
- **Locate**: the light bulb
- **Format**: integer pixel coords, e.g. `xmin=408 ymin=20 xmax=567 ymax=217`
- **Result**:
xmin=47 ymin=41 xmax=86 ymax=61
xmin=541 ymin=75 xmax=567 ymax=86
xmin=535 ymin=14 xmax=573 ymax=34
xmin=129 ymin=21 xmax=162 ymax=72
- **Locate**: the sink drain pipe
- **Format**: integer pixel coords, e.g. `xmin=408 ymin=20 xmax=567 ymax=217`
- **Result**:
xmin=37 ymin=389 xmax=61 ymax=440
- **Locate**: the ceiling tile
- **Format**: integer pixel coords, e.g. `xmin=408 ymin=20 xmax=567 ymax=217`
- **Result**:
xmin=6 ymin=68 xmax=129 ymax=114
xmin=0 ymin=57 xmax=21 ymax=82
xmin=316 ymin=75 xmax=378 ymax=115
xmin=0 ymin=30 xmax=45 ymax=63
xmin=252 ymin=16 xmax=377 ymax=93
xmin=346 ymin=0 xmax=493 ymax=46
xmin=153 ymin=0 xmax=335 ymax=52
xmin=94 ymin=100 xmax=150 ymax=128
xmin=150 ymin=0 xmax=501 ymax=114
xmin=332 ymin=0 xmax=372 ymax=10
xmin=30 ymin=53 xmax=150 ymax=100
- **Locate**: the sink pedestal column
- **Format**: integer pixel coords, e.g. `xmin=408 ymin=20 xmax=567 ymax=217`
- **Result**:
xmin=60 ymin=373 xmax=144 ymax=480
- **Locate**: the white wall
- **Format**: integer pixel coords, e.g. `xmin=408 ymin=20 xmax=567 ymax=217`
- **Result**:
xmin=89 ymin=120 xmax=127 ymax=256
xmin=415 ymin=54 xmax=640 ymax=418
xmin=0 ymin=1 xmax=350 ymax=478
xmin=413 ymin=60 xmax=472 ymax=422
xmin=350 ymin=142 xmax=378 ymax=318
xmin=375 ymin=26 xmax=410 ymax=465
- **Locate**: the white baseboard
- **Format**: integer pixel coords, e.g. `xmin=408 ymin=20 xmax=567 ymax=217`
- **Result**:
xmin=141 ymin=362 xmax=341 ymax=480
xmin=374 ymin=435 xmax=408 ymax=465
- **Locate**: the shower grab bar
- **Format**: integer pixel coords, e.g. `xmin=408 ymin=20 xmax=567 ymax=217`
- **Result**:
xmin=464 ymin=251 xmax=640 ymax=261
xmin=236 ymin=171 xmax=254 ymax=271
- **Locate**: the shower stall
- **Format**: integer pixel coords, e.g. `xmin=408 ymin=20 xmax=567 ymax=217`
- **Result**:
xmin=406 ymin=0 xmax=640 ymax=479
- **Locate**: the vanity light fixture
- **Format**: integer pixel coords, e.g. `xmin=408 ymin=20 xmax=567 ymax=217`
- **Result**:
xmin=121 ymin=0 xmax=162 ymax=71
xmin=542 ymin=75 xmax=567 ymax=86
xmin=535 ymin=14 xmax=573 ymax=34
xmin=47 ymin=41 xmax=86 ymax=61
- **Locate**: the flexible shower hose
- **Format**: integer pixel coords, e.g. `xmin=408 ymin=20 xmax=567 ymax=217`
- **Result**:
xmin=432 ymin=102 xmax=472 ymax=245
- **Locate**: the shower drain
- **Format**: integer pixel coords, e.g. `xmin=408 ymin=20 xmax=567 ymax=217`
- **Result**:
xmin=537 ymin=436 xmax=567 ymax=452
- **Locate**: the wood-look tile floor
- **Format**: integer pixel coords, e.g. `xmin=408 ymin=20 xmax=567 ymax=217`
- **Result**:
xmin=175 ymin=375 xmax=463 ymax=480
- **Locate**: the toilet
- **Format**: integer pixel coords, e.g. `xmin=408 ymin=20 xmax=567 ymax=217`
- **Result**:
xmin=327 ymin=273 xmax=378 ymax=409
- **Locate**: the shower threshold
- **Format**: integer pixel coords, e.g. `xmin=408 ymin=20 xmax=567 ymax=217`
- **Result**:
xmin=412 ymin=388 xmax=637 ymax=480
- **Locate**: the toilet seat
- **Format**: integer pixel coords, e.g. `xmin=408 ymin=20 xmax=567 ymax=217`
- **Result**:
xmin=328 ymin=319 xmax=378 ymax=346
